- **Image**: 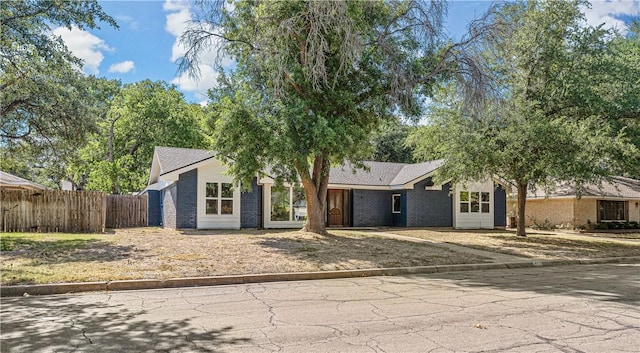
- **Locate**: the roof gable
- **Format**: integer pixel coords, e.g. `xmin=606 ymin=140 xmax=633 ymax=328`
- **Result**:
xmin=148 ymin=146 xmax=216 ymax=184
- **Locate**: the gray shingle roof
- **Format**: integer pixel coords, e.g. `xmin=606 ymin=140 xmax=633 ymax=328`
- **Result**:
xmin=151 ymin=147 xmax=442 ymax=188
xmin=155 ymin=146 xmax=216 ymax=175
xmin=329 ymin=161 xmax=407 ymax=186
xmin=329 ymin=160 xmax=443 ymax=187
xmin=529 ymin=176 xmax=640 ymax=199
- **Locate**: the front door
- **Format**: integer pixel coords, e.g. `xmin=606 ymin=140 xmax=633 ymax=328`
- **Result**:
xmin=327 ymin=189 xmax=349 ymax=226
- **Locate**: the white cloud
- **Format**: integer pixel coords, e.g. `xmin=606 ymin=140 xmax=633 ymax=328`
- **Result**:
xmin=116 ymin=15 xmax=140 ymax=30
xmin=52 ymin=26 xmax=112 ymax=75
xmin=583 ymin=0 xmax=640 ymax=33
xmin=164 ymin=0 xmax=192 ymax=62
xmin=164 ymin=0 xmax=231 ymax=102
xmin=108 ymin=60 xmax=135 ymax=74
xmin=171 ymin=64 xmax=219 ymax=101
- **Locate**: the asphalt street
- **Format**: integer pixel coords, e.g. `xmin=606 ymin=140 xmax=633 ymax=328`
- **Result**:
xmin=1 ymin=263 xmax=639 ymax=353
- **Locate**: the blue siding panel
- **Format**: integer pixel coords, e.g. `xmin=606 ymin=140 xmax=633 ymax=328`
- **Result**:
xmin=176 ymin=169 xmax=198 ymax=229
xmin=405 ymin=178 xmax=453 ymax=227
xmin=241 ymin=178 xmax=262 ymax=228
xmin=494 ymin=184 xmax=507 ymax=227
xmin=146 ymin=190 xmax=162 ymax=226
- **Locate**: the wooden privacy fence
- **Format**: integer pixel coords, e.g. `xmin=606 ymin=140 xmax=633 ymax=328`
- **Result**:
xmin=1 ymin=190 xmax=106 ymax=233
xmin=105 ymin=194 xmax=147 ymax=229
xmin=1 ymin=190 xmax=148 ymax=233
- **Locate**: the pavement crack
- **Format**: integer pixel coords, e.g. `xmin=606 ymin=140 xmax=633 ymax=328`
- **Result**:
xmin=81 ymin=329 xmax=93 ymax=344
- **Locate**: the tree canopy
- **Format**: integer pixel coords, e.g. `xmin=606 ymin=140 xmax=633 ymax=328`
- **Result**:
xmin=409 ymin=0 xmax=640 ymax=236
xmin=181 ymin=0 xmax=492 ymax=234
xmin=0 ymin=0 xmax=117 ymax=185
xmin=76 ymin=80 xmax=210 ymax=194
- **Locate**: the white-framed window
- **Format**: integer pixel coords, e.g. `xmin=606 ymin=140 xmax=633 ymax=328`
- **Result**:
xmin=460 ymin=191 xmax=490 ymax=213
xmin=392 ymin=194 xmax=401 ymax=213
xmin=205 ymin=182 xmax=234 ymax=215
xmin=271 ymin=185 xmax=307 ymax=222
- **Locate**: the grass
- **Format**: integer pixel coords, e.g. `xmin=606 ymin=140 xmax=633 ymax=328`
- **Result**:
xmin=3 ymin=228 xmax=638 ymax=286
xmin=0 ymin=228 xmax=489 ymax=285
xmin=388 ymin=228 xmax=640 ymax=260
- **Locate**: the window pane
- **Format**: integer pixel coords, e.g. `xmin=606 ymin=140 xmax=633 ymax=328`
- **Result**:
xmin=599 ymin=200 xmax=626 ymax=221
xmin=460 ymin=203 xmax=469 ymax=213
xmin=470 ymin=192 xmax=480 ymax=212
xmin=206 ymin=183 xmax=218 ymax=198
xmin=206 ymin=199 xmax=218 ymax=215
xmin=221 ymin=183 xmax=233 ymax=198
xmin=481 ymin=192 xmax=490 ymax=202
xmin=271 ymin=185 xmax=290 ymax=221
xmin=392 ymin=194 xmax=401 ymax=213
xmin=292 ymin=186 xmax=307 ymax=221
xmin=481 ymin=203 xmax=490 ymax=213
xmin=460 ymin=191 xmax=469 ymax=202
xmin=221 ymin=200 xmax=233 ymax=215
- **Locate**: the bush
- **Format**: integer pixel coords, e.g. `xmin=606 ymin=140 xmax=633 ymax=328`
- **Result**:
xmin=593 ymin=222 xmax=640 ymax=230
xmin=530 ymin=217 xmax=555 ymax=230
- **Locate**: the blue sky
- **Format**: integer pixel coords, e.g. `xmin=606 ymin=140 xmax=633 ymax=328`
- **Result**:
xmin=54 ymin=0 xmax=640 ymax=105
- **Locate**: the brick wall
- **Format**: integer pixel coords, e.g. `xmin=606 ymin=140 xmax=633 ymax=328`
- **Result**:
xmin=405 ymin=179 xmax=452 ymax=227
xmin=352 ymin=189 xmax=393 ymax=227
xmin=629 ymin=201 xmax=640 ymax=222
xmin=176 ymin=169 xmax=197 ymax=229
xmin=162 ymin=184 xmax=177 ymax=229
xmin=573 ymin=198 xmax=597 ymax=227
xmin=509 ymin=198 xmax=574 ymax=227
xmin=241 ymin=178 xmax=262 ymax=228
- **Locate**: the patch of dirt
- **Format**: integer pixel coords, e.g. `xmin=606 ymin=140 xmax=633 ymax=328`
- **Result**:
xmin=1 ymin=228 xmax=489 ymax=285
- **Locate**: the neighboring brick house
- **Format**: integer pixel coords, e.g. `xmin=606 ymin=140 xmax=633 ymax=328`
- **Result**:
xmin=144 ymin=146 xmax=507 ymax=230
xmin=507 ymin=177 xmax=640 ymax=228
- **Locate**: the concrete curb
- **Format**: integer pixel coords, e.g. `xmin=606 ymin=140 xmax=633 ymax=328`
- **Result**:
xmin=3 ymin=256 xmax=639 ymax=297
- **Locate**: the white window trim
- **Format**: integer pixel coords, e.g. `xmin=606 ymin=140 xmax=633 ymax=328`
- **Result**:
xmin=392 ymin=194 xmax=401 ymax=214
xmin=263 ymin=183 xmax=306 ymax=228
xmin=205 ymin=182 xmax=235 ymax=215
xmin=459 ymin=191 xmax=491 ymax=214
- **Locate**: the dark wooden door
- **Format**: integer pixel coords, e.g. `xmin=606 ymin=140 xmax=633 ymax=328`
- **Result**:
xmin=327 ymin=189 xmax=344 ymax=226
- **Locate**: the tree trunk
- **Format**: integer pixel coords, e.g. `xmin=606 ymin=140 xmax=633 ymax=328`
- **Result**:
xmin=298 ymin=153 xmax=330 ymax=235
xmin=301 ymin=178 xmax=327 ymax=235
xmin=109 ymin=115 xmax=120 ymax=195
xmin=516 ymin=181 xmax=528 ymax=237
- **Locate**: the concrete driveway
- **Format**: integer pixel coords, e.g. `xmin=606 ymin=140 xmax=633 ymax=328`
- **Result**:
xmin=1 ymin=263 xmax=639 ymax=352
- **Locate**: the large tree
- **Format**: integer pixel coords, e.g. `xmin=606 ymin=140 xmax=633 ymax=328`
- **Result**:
xmin=0 ymin=0 xmax=117 ymax=185
xmin=77 ymin=80 xmax=209 ymax=194
xmin=180 ymin=0 xmax=492 ymax=234
xmin=370 ymin=121 xmax=416 ymax=164
xmin=409 ymin=0 xmax=640 ymax=237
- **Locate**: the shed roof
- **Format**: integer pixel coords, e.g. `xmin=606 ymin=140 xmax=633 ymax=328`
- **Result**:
xmin=0 ymin=171 xmax=48 ymax=190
